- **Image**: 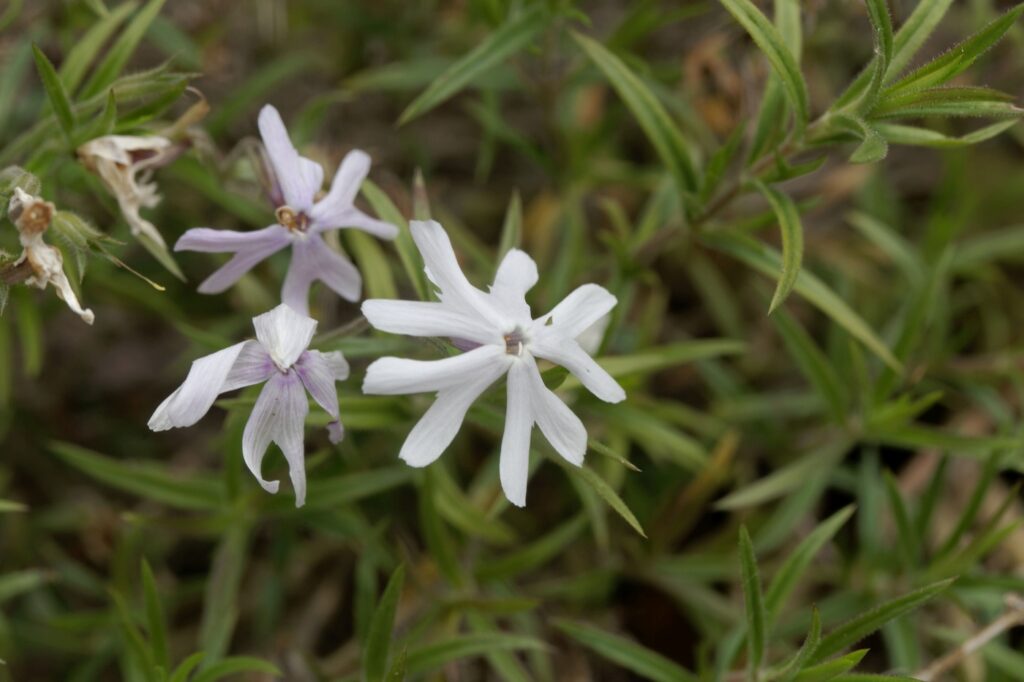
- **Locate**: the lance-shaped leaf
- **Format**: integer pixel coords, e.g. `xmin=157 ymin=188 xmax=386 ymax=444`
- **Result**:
xmin=572 ymin=31 xmax=699 ymax=190
xmin=752 ymin=180 xmax=803 ymax=312
xmin=32 ymin=45 xmax=76 ymax=142
xmin=59 ymin=1 xmax=138 ymax=93
xmin=405 ymin=633 xmax=548 ymax=676
xmin=885 ymin=4 xmax=1024 ymax=96
xmin=832 ymin=114 xmax=889 ymax=163
xmin=399 ymin=5 xmax=548 ymax=125
xmin=719 ymin=0 xmax=809 ymax=130
xmin=875 ymin=120 xmax=1018 ymax=148
xmin=80 ymin=0 xmax=166 ymax=99
xmin=739 ymin=526 xmax=767 ymax=674
xmin=363 ymin=564 xmax=405 ymax=682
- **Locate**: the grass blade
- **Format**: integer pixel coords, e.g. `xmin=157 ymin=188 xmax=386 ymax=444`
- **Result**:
xmin=363 ymin=564 xmax=405 ymax=682
xmin=80 ymin=0 xmax=166 ymax=99
xmin=739 ymin=526 xmax=767 ymax=674
xmin=753 ymin=180 xmax=803 ymax=312
xmin=555 ymin=620 xmax=699 ymax=682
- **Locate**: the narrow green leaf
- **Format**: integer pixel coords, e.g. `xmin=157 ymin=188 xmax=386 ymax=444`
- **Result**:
xmin=59 ymin=1 xmax=138 ymax=94
xmin=562 ymin=339 xmax=744 ymax=391
xmin=812 ymin=579 xmax=954 ymax=662
xmin=555 ymin=620 xmax=699 ymax=682
xmin=704 ymin=232 xmax=902 ymax=371
xmin=866 ymin=0 xmax=893 ymax=67
xmin=847 ymin=211 xmax=922 ymax=282
xmin=80 ymin=0 xmax=166 ymax=99
xmin=0 ymin=569 xmax=49 ymax=604
xmin=361 ymin=179 xmax=428 ymax=300
xmin=835 ymin=115 xmax=889 ymax=163
xmin=876 ymin=120 xmax=1017 ymax=148
xmin=32 ymin=45 xmax=76 ymax=141
xmin=168 ymin=653 xmax=205 ymax=682
xmin=476 ymin=515 xmax=586 ymax=581
xmin=718 ymin=0 xmax=809 ymax=129
xmin=888 ymin=0 xmax=956 ymax=78
xmin=778 ymin=608 xmax=822 ymax=682
xmin=886 ymin=5 xmax=1024 ymax=95
xmin=753 ymin=180 xmax=803 ymax=311
xmin=399 ymin=5 xmax=547 ymax=125
xmin=192 ymin=657 xmax=280 ymax=682
xmin=405 ymin=634 xmax=547 ymax=676
xmin=770 ymin=308 xmax=848 ymax=423
xmin=793 ymin=650 xmax=867 ymax=682
xmin=496 ymin=190 xmax=522 ymax=263
xmin=295 ymin=467 xmax=414 ymax=511
xmin=363 ymin=564 xmax=405 ymax=682
xmin=198 ymin=526 xmax=250 ymax=668
xmin=140 ymin=559 xmax=169 ymax=671
xmin=559 ymin=459 xmax=646 ymax=537
xmin=739 ymin=526 xmax=767 ymax=673
xmin=882 ymin=470 xmax=918 ymax=567
xmin=765 ymin=505 xmax=856 ymax=622
xmin=572 ymin=30 xmax=699 ymax=190
xmin=50 ymin=441 xmax=223 ymax=510
xmin=716 ymin=444 xmax=848 ymax=511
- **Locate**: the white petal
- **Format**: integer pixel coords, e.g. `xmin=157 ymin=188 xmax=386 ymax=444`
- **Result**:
xmin=317 ymin=350 xmax=350 ymax=381
xmin=363 ymin=345 xmax=508 ymax=395
xmin=410 ymin=220 xmax=504 ymax=327
xmin=533 ymin=283 xmax=617 ymax=339
xmin=252 ymin=303 xmax=317 ymax=369
xmin=311 ymin=208 xmax=398 ymax=239
xmin=309 ymin=150 xmax=370 ymax=224
xmin=529 ymin=338 xmax=625 ymax=404
xmin=221 ymin=340 xmax=275 ymax=392
xmin=243 ymin=372 xmax=310 ymax=506
xmin=148 ymin=341 xmax=250 ymax=431
xmin=294 ymin=351 xmax=340 ymax=419
xmin=398 ymin=360 xmax=507 ymax=467
xmin=490 ymin=249 xmax=537 ymax=320
xmin=257 ymin=105 xmax=321 ymax=211
xmin=361 ymin=299 xmax=497 ymax=344
xmin=281 ymin=234 xmax=362 ymax=315
xmin=524 ymin=354 xmax=587 ymax=466
xmin=576 ymin=313 xmax=611 ymax=355
xmin=500 ymin=360 xmax=534 ymax=507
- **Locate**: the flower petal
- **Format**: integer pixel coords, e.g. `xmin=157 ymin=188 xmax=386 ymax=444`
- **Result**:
xmin=294 ymin=350 xmax=340 ymax=419
xmin=257 ymin=105 xmax=321 ymax=211
xmin=243 ymin=372 xmax=310 ymax=506
xmin=490 ymin=249 xmax=537 ymax=321
xmin=308 ymin=150 xmax=370 ymax=222
xmin=252 ymin=303 xmax=317 ymax=370
xmin=363 ymin=345 xmax=508 ymax=395
xmin=500 ymin=359 xmax=534 ymax=507
xmin=410 ymin=220 xmax=504 ymax=327
xmin=312 ymin=208 xmax=399 ymax=239
xmin=529 ymin=338 xmax=625 ymax=404
xmin=524 ymin=354 xmax=586 ymax=466
xmin=533 ymin=283 xmax=617 ymax=339
xmin=361 ymin=299 xmax=497 ymax=344
xmin=317 ymin=350 xmax=350 ymax=381
xmin=176 ymin=226 xmax=290 ymax=294
xmin=148 ymin=341 xmax=250 ymax=431
xmin=398 ymin=360 xmax=507 ymax=467
xmin=221 ymin=340 xmax=275 ymax=392
xmin=282 ymin=234 xmax=361 ymax=315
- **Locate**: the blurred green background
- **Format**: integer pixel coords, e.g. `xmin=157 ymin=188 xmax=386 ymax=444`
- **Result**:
xmin=2 ymin=0 xmax=1024 ymax=680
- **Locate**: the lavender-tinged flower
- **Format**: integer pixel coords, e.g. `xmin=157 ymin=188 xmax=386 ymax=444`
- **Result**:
xmin=77 ymin=135 xmax=182 ymax=247
xmin=7 ymin=188 xmax=94 ymax=324
xmin=148 ymin=304 xmax=349 ymax=507
xmin=175 ymin=105 xmax=398 ymax=315
xmin=362 ymin=220 xmax=625 ymax=507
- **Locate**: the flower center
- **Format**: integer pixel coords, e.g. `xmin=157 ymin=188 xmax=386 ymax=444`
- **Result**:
xmin=276 ymin=205 xmax=310 ymax=233
xmin=504 ymin=329 xmax=526 ymax=356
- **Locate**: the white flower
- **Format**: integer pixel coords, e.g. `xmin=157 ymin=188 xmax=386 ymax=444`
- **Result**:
xmin=148 ymin=304 xmax=349 ymax=507
xmin=7 ymin=188 xmax=94 ymax=324
xmin=77 ymin=135 xmax=180 ymax=248
xmin=362 ymin=220 xmax=625 ymax=507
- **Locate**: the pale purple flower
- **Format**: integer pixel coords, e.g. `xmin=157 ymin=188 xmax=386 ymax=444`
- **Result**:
xmin=362 ymin=220 xmax=625 ymax=507
xmin=175 ymin=105 xmax=398 ymax=314
xmin=148 ymin=304 xmax=349 ymax=507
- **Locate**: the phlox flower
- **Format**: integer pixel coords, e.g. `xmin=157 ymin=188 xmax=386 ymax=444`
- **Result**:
xmin=148 ymin=304 xmax=349 ymax=507
xmin=175 ymin=105 xmax=398 ymax=315
xmin=362 ymin=220 xmax=625 ymax=507
xmin=7 ymin=188 xmax=94 ymax=324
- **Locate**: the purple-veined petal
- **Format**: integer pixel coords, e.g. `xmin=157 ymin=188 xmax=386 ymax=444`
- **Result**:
xmin=363 ymin=345 xmax=508 ymax=395
xmin=282 ymin=234 xmax=361 ymax=315
xmin=308 ymin=150 xmax=370 ymax=223
xmin=327 ymin=420 xmax=344 ymax=444
xmin=243 ymin=371 xmax=310 ymax=506
xmin=529 ymin=338 xmax=625 ymax=404
xmin=176 ymin=225 xmax=291 ymax=294
xmin=361 ymin=299 xmax=497 ymax=344
xmin=410 ymin=220 xmax=505 ymax=327
xmin=523 ymin=353 xmax=586 ymax=466
xmin=148 ymin=341 xmax=250 ymax=431
xmin=533 ymin=283 xmax=617 ymax=339
xmin=221 ymin=340 xmax=275 ymax=392
xmin=490 ymin=249 xmax=537 ymax=321
xmin=312 ymin=207 xmax=399 ymax=239
xmin=252 ymin=303 xmax=317 ymax=370
xmin=294 ymin=351 xmax=340 ymax=419
xmin=398 ymin=359 xmax=508 ymax=467
xmin=257 ymin=105 xmax=321 ymax=212
xmin=500 ymin=359 xmax=534 ymax=507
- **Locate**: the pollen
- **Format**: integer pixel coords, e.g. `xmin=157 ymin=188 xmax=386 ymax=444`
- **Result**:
xmin=276 ymin=205 xmax=310 ymax=232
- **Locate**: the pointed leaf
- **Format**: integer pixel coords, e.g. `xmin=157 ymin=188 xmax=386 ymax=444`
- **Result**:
xmin=555 ymin=620 xmax=699 ymax=682
xmin=363 ymin=564 xmax=405 ymax=682
xmin=753 ymin=180 xmax=803 ymax=311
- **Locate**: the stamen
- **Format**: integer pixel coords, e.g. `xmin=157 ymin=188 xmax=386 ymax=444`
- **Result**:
xmin=276 ymin=205 xmax=310 ymax=232
xmin=504 ymin=329 xmax=525 ymax=356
